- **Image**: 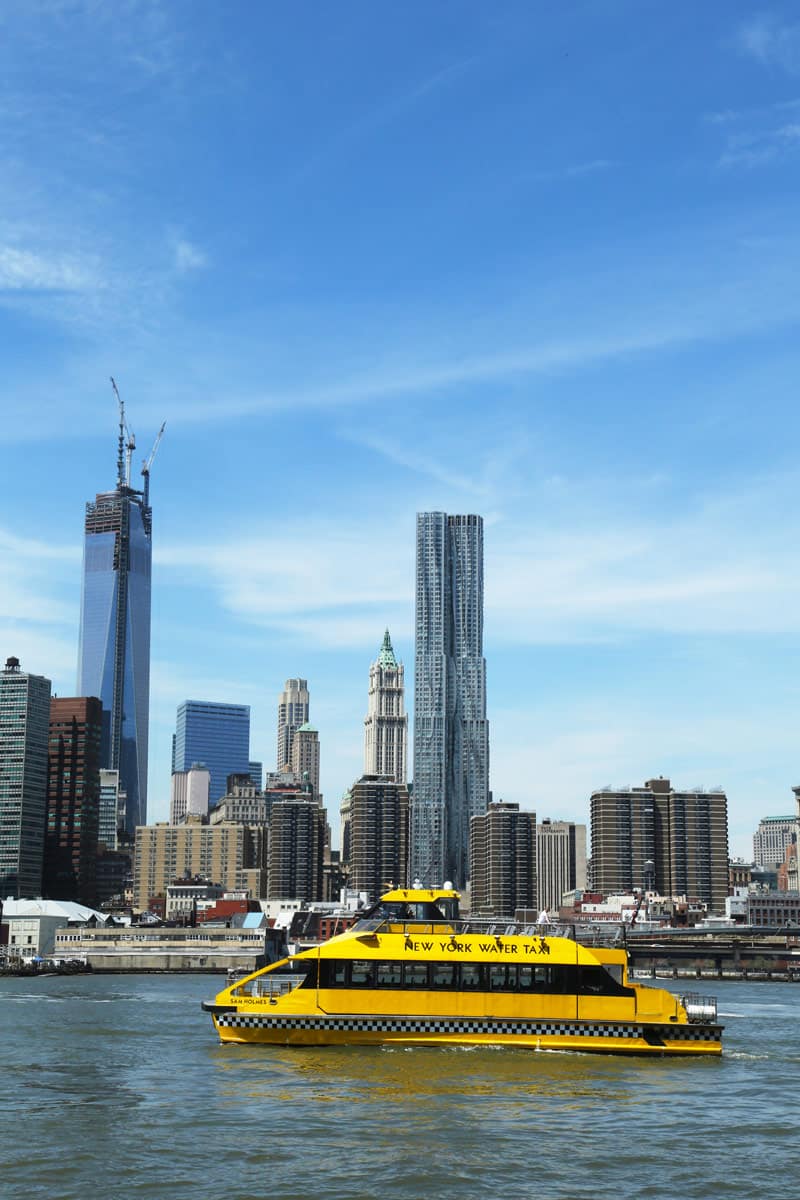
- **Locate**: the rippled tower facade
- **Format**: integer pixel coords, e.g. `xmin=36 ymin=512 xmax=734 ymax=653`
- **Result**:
xmin=77 ymin=406 xmax=157 ymax=835
xmin=411 ymin=513 xmax=489 ymax=888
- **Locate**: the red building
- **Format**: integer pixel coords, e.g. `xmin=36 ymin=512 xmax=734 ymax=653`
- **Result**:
xmin=44 ymin=697 xmax=103 ymax=904
xmin=197 ymin=898 xmax=259 ymax=924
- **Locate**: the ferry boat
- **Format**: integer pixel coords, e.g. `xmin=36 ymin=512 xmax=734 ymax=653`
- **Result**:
xmin=202 ymin=887 xmax=722 ymax=1055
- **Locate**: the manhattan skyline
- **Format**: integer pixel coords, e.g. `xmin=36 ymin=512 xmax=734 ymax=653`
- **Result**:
xmin=3 ymin=4 xmax=800 ymax=857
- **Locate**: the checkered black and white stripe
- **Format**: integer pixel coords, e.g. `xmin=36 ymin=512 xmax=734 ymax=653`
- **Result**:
xmin=216 ymin=1013 xmax=720 ymax=1042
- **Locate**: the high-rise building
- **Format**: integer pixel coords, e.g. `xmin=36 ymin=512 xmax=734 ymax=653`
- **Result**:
xmin=0 ymin=657 xmax=52 ymax=898
xmin=77 ymin=449 xmax=150 ymax=809
xmin=753 ymin=814 xmax=797 ymax=869
xmin=290 ymin=722 xmax=320 ymax=800
xmin=169 ymin=763 xmax=211 ymax=823
xmin=132 ymin=816 xmax=268 ymax=911
xmin=268 ymin=793 xmax=326 ymax=901
xmin=469 ymin=802 xmax=536 ymax=918
xmin=173 ymin=701 xmax=251 ymax=805
xmin=590 ymin=777 xmax=729 ymax=914
xmin=346 ymin=774 xmax=409 ymax=899
xmin=536 ymin=819 xmax=587 ymax=913
xmin=98 ymin=769 xmax=123 ymax=849
xmin=210 ymin=774 xmax=277 ymax=826
xmin=44 ymin=697 xmax=103 ymax=903
xmin=77 ymin=393 xmax=161 ymax=835
xmin=364 ymin=630 xmax=407 ymax=785
xmin=340 ymin=788 xmax=352 ymax=865
xmin=411 ymin=513 xmax=489 ymax=887
xmin=277 ymin=678 xmax=310 ymax=770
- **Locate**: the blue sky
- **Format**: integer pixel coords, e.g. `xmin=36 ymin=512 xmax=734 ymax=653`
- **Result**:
xmin=3 ymin=2 xmax=800 ymax=858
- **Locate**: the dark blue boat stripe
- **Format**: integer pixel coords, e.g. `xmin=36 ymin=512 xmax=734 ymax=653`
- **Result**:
xmin=216 ymin=1014 xmax=719 ymax=1041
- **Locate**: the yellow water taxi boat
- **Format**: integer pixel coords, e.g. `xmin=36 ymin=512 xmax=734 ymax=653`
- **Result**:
xmin=202 ymin=888 xmax=722 ymax=1055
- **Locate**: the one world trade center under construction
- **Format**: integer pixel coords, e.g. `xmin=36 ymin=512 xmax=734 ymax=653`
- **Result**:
xmin=77 ymin=381 xmax=164 ymax=836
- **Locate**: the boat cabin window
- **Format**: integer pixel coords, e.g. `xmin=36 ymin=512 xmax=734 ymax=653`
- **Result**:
xmin=330 ymin=962 xmax=348 ymax=986
xmin=430 ymin=962 xmax=457 ymax=988
xmin=353 ymin=895 xmax=460 ymax=928
xmin=350 ymin=960 xmax=375 ymax=986
xmin=436 ymin=896 xmax=460 ymax=921
xmin=376 ymin=962 xmax=403 ymax=987
xmin=460 ymin=963 xmax=482 ymax=990
xmin=404 ymin=962 xmax=430 ymax=988
xmin=317 ymin=958 xmax=635 ymax=997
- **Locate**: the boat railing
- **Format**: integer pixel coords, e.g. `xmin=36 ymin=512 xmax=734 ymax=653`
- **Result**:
xmin=680 ymin=992 xmax=718 ymax=1023
xmin=357 ymin=917 xmax=628 ymax=948
xmin=231 ymin=972 xmax=305 ymax=1000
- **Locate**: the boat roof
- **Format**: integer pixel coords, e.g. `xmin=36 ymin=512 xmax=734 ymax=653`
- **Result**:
xmin=379 ymin=887 xmax=460 ymax=903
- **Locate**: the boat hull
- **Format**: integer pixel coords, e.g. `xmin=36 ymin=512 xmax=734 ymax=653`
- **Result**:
xmin=209 ymin=1008 xmax=722 ymax=1055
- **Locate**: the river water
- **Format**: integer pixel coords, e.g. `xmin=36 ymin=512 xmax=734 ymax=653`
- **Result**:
xmin=0 ymin=974 xmax=796 ymax=1200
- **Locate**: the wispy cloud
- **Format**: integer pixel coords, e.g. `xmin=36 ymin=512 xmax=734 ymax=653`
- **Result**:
xmin=0 ymin=527 xmax=80 ymax=685
xmin=291 ymin=56 xmax=476 ymax=184
xmin=737 ymin=14 xmax=800 ymax=74
xmin=0 ymin=529 xmax=80 ymax=563
xmin=531 ymin=159 xmax=615 ymax=183
xmin=155 ymin=521 xmax=413 ymax=648
xmin=487 ymin=472 xmax=800 ymax=642
xmin=0 ymin=245 xmax=100 ymax=291
xmin=718 ymin=119 xmax=800 ymax=168
xmin=173 ymin=238 xmax=208 ymax=273
xmin=178 ymin=295 xmax=795 ymax=425
xmin=705 ymin=97 xmax=800 ymax=124
xmin=341 ymin=431 xmax=493 ymax=498
xmin=149 ymin=469 xmax=800 ymax=650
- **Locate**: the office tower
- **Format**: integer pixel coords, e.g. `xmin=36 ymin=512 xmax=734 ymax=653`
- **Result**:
xmin=347 ymin=774 xmax=409 ymax=899
xmin=290 ymin=723 xmax=320 ymax=799
xmin=43 ymin=697 xmax=103 ymax=903
xmin=340 ymin=788 xmax=352 ymax=866
xmin=0 ymin=657 xmax=52 ymax=898
xmin=753 ymin=814 xmax=798 ymax=868
xmin=98 ymin=769 xmax=124 ymax=849
xmin=77 ymin=393 xmax=162 ymax=835
xmin=469 ymin=802 xmax=536 ymax=918
xmin=277 ymin=678 xmax=310 ymax=770
xmin=536 ymin=819 xmax=587 ymax=913
xmin=411 ymin=513 xmax=489 ymax=887
xmin=364 ymin=630 xmax=407 ymax=785
xmin=169 ymin=764 xmax=211 ymax=823
xmin=248 ymin=760 xmax=263 ymax=790
xmin=211 ymin=774 xmax=276 ymax=826
xmin=173 ymin=701 xmax=251 ymax=805
xmin=590 ymin=777 xmax=729 ymax=914
xmin=133 ymin=817 xmax=268 ymax=911
xmin=267 ymin=794 xmax=326 ymax=901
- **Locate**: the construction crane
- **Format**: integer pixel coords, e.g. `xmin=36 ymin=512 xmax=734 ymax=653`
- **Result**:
xmin=110 ymin=376 xmax=136 ymax=488
xmin=141 ymin=421 xmax=166 ymax=508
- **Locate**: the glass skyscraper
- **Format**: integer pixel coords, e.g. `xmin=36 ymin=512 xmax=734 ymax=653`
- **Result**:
xmin=411 ymin=513 xmax=489 ymax=888
xmin=172 ymin=700 xmax=251 ymax=807
xmin=77 ymin=400 xmax=157 ymax=835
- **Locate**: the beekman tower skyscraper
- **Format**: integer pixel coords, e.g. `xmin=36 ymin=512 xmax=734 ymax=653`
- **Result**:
xmin=411 ymin=513 xmax=489 ymax=888
xmin=77 ymin=384 xmax=163 ymax=836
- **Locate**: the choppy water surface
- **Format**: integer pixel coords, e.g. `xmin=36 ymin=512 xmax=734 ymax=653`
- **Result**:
xmin=0 ymin=974 xmax=796 ymax=1200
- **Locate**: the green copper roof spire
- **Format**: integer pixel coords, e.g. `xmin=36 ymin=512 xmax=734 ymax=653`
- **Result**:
xmin=377 ymin=627 xmax=398 ymax=668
